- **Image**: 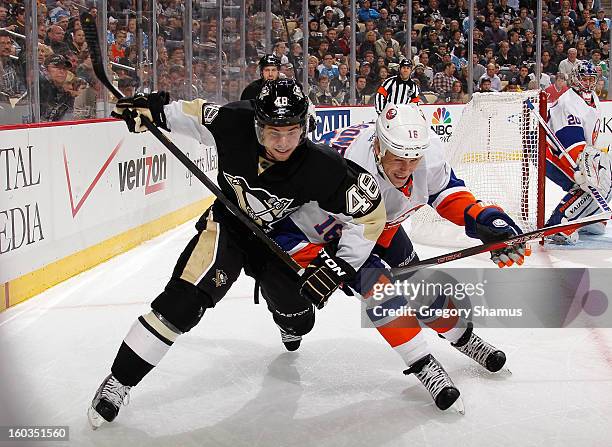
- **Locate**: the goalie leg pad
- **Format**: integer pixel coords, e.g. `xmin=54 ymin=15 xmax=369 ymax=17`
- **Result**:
xmin=546 ymin=187 xmax=608 ymax=227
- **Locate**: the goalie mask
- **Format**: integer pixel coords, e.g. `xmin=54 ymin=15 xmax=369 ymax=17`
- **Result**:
xmin=375 ymin=103 xmax=430 ymax=160
xmin=570 ymin=60 xmax=597 ymax=101
xmin=254 ymin=79 xmax=310 ymax=147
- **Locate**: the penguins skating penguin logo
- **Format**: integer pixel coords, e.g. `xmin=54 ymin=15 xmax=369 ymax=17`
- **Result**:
xmin=223 ymin=173 xmax=297 ymax=230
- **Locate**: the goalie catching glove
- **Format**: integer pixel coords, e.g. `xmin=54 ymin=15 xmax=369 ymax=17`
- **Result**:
xmin=111 ymin=91 xmax=170 ymax=133
xmin=464 ymin=203 xmax=531 ymax=268
xmin=299 ymin=247 xmax=356 ymax=309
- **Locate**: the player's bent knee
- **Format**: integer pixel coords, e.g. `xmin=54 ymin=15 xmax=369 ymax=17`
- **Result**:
xmin=151 ymin=278 xmax=211 ymax=333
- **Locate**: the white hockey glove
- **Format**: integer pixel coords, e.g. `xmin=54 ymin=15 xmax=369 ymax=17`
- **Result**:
xmin=574 ymin=146 xmax=612 ymax=200
xmin=111 ymin=91 xmax=170 ymax=133
xmin=300 ymin=247 xmax=356 ymax=309
xmin=464 ymin=203 xmax=531 ymax=268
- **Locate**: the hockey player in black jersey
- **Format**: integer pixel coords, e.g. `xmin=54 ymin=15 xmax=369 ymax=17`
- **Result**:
xmin=240 ymin=54 xmax=282 ymax=100
xmin=87 ymin=79 xmax=386 ymax=428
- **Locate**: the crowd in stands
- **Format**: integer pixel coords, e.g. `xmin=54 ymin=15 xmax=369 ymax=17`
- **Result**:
xmin=0 ymin=0 xmax=610 ymax=123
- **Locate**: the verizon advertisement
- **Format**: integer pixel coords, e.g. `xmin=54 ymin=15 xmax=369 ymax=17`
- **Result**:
xmin=0 ymin=120 xmax=217 ymax=285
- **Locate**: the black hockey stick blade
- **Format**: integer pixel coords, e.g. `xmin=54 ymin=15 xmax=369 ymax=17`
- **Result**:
xmin=391 ymin=211 xmax=612 ymax=279
xmin=80 ymin=12 xmax=302 ymax=274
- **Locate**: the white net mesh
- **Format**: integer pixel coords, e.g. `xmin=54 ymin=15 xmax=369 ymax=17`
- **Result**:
xmin=410 ymin=91 xmax=544 ymax=247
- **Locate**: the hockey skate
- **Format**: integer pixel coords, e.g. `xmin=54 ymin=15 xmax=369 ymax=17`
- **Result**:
xmin=87 ymin=374 xmax=131 ymax=429
xmin=278 ymin=325 xmax=302 ymax=351
xmin=452 ymin=324 xmax=507 ymax=373
xmin=404 ymin=354 xmax=464 ymax=413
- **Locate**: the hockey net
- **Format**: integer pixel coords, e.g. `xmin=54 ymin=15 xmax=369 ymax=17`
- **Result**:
xmin=410 ymin=91 xmax=546 ymax=247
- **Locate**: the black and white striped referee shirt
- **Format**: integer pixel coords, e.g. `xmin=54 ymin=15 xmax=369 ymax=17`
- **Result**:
xmin=374 ymin=76 xmax=420 ymax=114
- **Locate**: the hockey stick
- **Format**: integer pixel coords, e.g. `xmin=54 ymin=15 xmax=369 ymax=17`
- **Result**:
xmin=391 ymin=211 xmax=612 ymax=279
xmin=525 ymin=99 xmax=611 ymax=214
xmin=278 ymin=0 xmax=296 ymax=69
xmin=80 ymin=12 xmax=302 ymax=274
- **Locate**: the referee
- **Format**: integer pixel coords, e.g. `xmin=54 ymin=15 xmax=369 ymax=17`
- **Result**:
xmin=374 ymin=58 xmax=420 ymax=114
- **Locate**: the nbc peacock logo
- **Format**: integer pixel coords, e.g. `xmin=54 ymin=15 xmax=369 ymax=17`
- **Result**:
xmin=432 ymin=107 xmax=451 ymax=125
xmin=431 ymin=107 xmax=453 ymax=142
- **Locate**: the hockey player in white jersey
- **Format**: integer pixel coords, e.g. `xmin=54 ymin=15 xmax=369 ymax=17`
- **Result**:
xmin=269 ymin=103 xmax=530 ymax=411
xmin=545 ymin=60 xmax=612 ymax=244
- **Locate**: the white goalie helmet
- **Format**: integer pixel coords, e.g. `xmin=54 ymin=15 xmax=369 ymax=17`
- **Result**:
xmin=376 ymin=103 xmax=430 ymax=159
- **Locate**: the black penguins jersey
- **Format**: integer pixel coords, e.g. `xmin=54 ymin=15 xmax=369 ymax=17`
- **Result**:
xmin=240 ymin=79 xmax=266 ymax=101
xmin=162 ymin=99 xmax=386 ymax=270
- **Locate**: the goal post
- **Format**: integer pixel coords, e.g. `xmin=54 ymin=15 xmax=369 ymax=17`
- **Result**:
xmin=410 ymin=91 xmax=547 ymax=247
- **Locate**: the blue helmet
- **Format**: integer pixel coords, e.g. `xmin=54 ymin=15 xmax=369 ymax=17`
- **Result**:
xmin=570 ymin=60 xmax=598 ymax=94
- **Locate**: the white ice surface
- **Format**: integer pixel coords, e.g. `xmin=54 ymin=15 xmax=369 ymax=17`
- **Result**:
xmin=1 ymin=219 xmax=612 ymax=447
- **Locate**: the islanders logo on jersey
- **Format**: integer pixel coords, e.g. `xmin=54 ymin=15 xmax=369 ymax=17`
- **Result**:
xmin=431 ymin=107 xmax=453 ymax=142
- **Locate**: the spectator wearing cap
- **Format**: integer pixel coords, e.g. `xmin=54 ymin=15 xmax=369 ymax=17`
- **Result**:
xmin=358 ymin=61 xmax=377 ymax=93
xmin=49 ymin=0 xmax=69 ymax=24
xmin=596 ymin=9 xmax=610 ymax=29
xmin=110 ymin=29 xmax=127 ymax=63
xmin=478 ymin=63 xmax=502 ymax=91
xmin=320 ymin=6 xmax=341 ymax=33
xmin=55 ymin=11 xmax=70 ymax=32
xmin=558 ymin=47 xmax=579 ymax=77
xmin=374 ymin=58 xmax=420 ymax=114
xmin=318 ymin=0 xmax=345 ymax=20
xmin=357 ymin=0 xmax=380 ymax=22
xmin=107 ymin=16 xmax=118 ymax=44
xmin=318 ymin=53 xmax=340 ymax=80
xmin=40 ymin=54 xmax=73 ymax=121
xmin=479 ymin=77 xmax=493 ymax=92
xmin=503 ymin=76 xmax=521 ymax=92
xmin=374 ymin=28 xmax=400 ymax=59
xmin=411 ymin=63 xmax=431 ymax=91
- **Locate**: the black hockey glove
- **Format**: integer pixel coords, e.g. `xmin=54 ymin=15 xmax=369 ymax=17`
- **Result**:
xmin=300 ymin=247 xmax=356 ymax=309
xmin=111 ymin=91 xmax=170 ymax=133
xmin=464 ymin=203 xmax=531 ymax=268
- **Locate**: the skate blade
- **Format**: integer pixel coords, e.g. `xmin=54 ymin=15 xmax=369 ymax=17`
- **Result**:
xmin=87 ymin=406 xmax=105 ymax=430
xmin=449 ymin=396 xmax=465 ymax=415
